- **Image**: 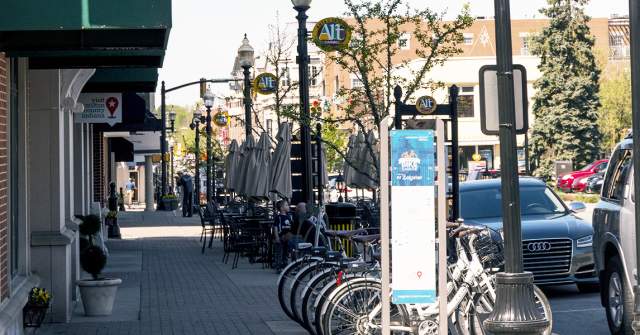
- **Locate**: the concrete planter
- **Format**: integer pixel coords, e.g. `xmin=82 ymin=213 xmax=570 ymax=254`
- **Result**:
xmin=77 ymin=278 xmax=122 ymax=316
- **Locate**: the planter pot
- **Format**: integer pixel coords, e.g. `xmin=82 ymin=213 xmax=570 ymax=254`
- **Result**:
xmin=77 ymin=278 xmax=122 ymax=316
xmin=161 ymin=199 xmax=178 ymax=211
xmin=23 ymin=303 xmax=49 ymax=328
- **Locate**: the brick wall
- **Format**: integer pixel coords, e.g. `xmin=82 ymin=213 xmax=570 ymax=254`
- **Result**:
xmin=0 ymin=54 xmax=9 ymax=300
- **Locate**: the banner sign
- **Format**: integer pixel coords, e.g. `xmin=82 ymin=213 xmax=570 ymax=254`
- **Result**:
xmin=390 ymin=130 xmax=436 ymax=304
xmin=312 ymin=17 xmax=352 ymax=51
xmin=76 ymin=93 xmax=122 ymax=126
xmin=254 ymin=73 xmax=278 ymax=95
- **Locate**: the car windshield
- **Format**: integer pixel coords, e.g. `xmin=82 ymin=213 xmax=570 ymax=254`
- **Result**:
xmin=460 ymin=186 xmax=566 ymax=219
xmin=579 ymin=162 xmax=595 ymax=171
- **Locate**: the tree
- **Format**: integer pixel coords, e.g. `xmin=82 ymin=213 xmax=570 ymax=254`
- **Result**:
xmin=289 ymin=0 xmax=473 ymax=185
xmin=598 ymin=68 xmax=631 ymax=152
xmin=529 ymin=0 xmax=602 ymax=179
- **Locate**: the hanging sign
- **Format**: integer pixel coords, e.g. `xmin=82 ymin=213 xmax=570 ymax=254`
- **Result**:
xmin=312 ymin=17 xmax=352 ymax=51
xmin=213 ymin=111 xmax=229 ymax=127
xmin=254 ymin=73 xmax=278 ymax=95
xmin=390 ymin=129 xmax=436 ymax=304
xmin=416 ymin=96 xmax=437 ymax=115
xmin=75 ymin=93 xmax=123 ymax=126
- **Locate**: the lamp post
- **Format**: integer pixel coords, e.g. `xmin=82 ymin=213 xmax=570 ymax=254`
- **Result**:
xmin=191 ymin=108 xmax=203 ymax=207
xmin=292 ymin=0 xmax=314 ymax=205
xmin=483 ymin=0 xmax=548 ymax=333
xmin=336 ymin=175 xmax=345 ymax=203
xmin=237 ymin=35 xmax=255 ymax=141
xmin=161 ymin=82 xmax=168 ymax=199
xmin=168 ymin=137 xmax=175 ymax=193
xmin=203 ymin=89 xmax=215 ymax=203
xmin=169 ymin=109 xmax=176 ymax=133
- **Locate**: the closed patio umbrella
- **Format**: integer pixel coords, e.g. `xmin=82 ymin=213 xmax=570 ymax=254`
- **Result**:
xmin=270 ymin=123 xmax=293 ymax=200
xmin=359 ymin=130 xmax=379 ymax=189
xmin=239 ymin=135 xmax=257 ymax=196
xmin=224 ymin=140 xmax=240 ymax=191
xmin=351 ymin=131 xmax=367 ymax=188
xmin=233 ymin=140 xmax=247 ymax=194
xmin=252 ymin=132 xmax=272 ymax=199
xmin=343 ymin=134 xmax=357 ymax=187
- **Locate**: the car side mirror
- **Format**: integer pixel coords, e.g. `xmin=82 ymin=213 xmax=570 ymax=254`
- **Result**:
xmin=568 ymin=201 xmax=587 ymax=213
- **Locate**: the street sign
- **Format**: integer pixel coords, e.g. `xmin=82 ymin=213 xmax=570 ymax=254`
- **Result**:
xmin=390 ymin=130 xmax=436 ymax=304
xmin=416 ymin=96 xmax=437 ymax=115
xmin=254 ymin=73 xmax=278 ymax=95
xmin=213 ymin=111 xmax=229 ymax=127
xmin=479 ymin=64 xmax=529 ymax=135
xmin=76 ymin=93 xmax=123 ymax=126
xmin=312 ymin=17 xmax=352 ymax=52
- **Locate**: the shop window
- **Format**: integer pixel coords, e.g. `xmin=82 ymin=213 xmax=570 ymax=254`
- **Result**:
xmin=464 ymin=33 xmax=474 ymax=45
xmin=457 ymin=95 xmax=474 ymax=118
xmin=398 ymin=33 xmax=411 ymax=50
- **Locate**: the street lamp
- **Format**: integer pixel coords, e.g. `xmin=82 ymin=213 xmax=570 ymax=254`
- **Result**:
xmin=168 ymin=137 xmax=175 ymax=194
xmin=191 ymin=108 xmax=203 ymax=207
xmin=237 ymin=34 xmax=254 ymax=141
xmin=203 ymin=88 xmax=215 ymax=203
xmin=292 ymin=0 xmax=314 ymax=205
xmin=335 ymin=175 xmax=345 ymax=203
xmin=169 ymin=109 xmax=176 ymax=133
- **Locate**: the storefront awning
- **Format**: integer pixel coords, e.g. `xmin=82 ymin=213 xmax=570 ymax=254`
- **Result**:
xmin=83 ymin=68 xmax=159 ymax=93
xmin=0 ymin=0 xmax=171 ymax=68
xmin=110 ymin=137 xmax=134 ymax=162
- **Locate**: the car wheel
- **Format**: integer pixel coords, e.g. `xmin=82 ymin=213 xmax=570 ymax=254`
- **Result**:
xmin=605 ymin=257 xmax=634 ymax=335
xmin=576 ymin=282 xmax=600 ymax=293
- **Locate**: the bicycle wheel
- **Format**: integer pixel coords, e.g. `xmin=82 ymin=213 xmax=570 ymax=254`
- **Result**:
xmin=320 ymin=278 xmax=410 ymax=335
xmin=301 ymin=268 xmax=338 ymax=334
xmin=277 ymin=257 xmax=322 ymax=320
xmin=460 ymin=285 xmax=553 ymax=335
xmin=290 ymin=262 xmax=337 ymax=325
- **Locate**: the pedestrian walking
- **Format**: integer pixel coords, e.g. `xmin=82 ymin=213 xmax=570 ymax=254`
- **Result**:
xmin=177 ymin=172 xmax=194 ymax=217
xmin=125 ymin=179 xmax=136 ymax=208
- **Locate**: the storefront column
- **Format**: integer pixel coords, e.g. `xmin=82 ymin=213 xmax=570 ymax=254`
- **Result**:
xmin=145 ymin=155 xmax=154 ymax=211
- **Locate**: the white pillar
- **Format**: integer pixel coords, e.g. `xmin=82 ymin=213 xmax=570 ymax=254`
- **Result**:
xmin=145 ymin=155 xmax=154 ymax=211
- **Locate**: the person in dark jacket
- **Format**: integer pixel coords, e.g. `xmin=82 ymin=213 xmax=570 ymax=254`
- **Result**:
xmin=177 ymin=172 xmax=194 ymax=217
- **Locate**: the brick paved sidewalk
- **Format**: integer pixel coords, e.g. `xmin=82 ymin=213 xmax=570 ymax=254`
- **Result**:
xmin=39 ymin=211 xmax=305 ymax=335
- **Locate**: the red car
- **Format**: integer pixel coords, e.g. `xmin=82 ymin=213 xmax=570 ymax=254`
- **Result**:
xmin=557 ymin=159 xmax=608 ymax=193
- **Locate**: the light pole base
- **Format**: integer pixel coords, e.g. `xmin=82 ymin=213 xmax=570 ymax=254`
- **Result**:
xmin=484 ymin=272 xmax=549 ymax=334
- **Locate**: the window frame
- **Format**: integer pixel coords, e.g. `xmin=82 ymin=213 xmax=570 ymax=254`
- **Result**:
xmin=602 ymin=149 xmax=632 ymax=202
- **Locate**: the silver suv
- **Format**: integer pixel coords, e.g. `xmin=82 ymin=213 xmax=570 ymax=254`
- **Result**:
xmin=593 ymin=137 xmax=636 ymax=334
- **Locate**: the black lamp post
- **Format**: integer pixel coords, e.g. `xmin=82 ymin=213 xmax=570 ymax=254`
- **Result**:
xmin=203 ymin=88 xmax=215 ymax=203
xmin=292 ymin=0 xmax=314 ymax=205
xmin=237 ymin=35 xmax=255 ymax=141
xmin=483 ymin=0 xmax=549 ymax=333
xmin=191 ymin=108 xmax=203 ymax=206
xmin=168 ymin=110 xmax=176 ymax=194
xmin=336 ymin=175 xmax=345 ymax=203
xmin=169 ymin=109 xmax=176 ymax=133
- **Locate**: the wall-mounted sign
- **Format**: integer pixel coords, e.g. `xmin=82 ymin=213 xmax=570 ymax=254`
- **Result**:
xmin=390 ymin=130 xmax=436 ymax=304
xmin=214 ymin=111 xmax=229 ymax=127
xmin=312 ymin=17 xmax=352 ymax=52
xmin=254 ymin=73 xmax=278 ymax=95
xmin=416 ymin=96 xmax=437 ymax=115
xmin=76 ymin=93 xmax=122 ymax=126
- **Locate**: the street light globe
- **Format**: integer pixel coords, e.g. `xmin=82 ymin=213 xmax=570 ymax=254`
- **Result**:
xmin=169 ymin=110 xmax=176 ymax=121
xmin=291 ymin=0 xmax=312 ymax=8
xmin=237 ymin=34 xmax=255 ymax=68
xmin=203 ymin=89 xmax=215 ymax=109
xmin=193 ymin=108 xmax=202 ymax=120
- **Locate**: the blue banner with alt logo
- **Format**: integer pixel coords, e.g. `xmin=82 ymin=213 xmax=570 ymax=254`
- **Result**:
xmin=390 ymin=130 xmax=435 ymax=187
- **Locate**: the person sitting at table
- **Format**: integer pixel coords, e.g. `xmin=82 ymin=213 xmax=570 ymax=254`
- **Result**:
xmin=274 ymin=200 xmax=293 ymax=271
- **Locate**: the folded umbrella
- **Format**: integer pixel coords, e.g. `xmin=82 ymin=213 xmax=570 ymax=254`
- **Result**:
xmin=224 ymin=140 xmax=240 ymax=191
xmin=269 ymin=123 xmax=293 ymax=200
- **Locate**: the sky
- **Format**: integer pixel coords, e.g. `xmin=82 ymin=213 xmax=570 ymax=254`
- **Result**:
xmin=157 ymin=0 xmax=630 ymax=107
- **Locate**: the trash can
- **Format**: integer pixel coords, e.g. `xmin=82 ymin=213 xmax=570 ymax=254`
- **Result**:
xmin=325 ymin=203 xmax=358 ymax=256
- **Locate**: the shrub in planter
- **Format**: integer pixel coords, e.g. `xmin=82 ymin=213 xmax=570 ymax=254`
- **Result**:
xmin=161 ymin=194 xmax=179 ymax=211
xmin=76 ymin=214 xmax=121 ymax=316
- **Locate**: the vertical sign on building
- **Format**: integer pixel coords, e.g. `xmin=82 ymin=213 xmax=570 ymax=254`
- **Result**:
xmin=390 ymin=129 xmax=436 ymax=304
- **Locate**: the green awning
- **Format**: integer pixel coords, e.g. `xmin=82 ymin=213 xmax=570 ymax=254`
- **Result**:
xmin=83 ymin=68 xmax=159 ymax=93
xmin=0 ymin=0 xmax=171 ymax=68
xmin=20 ymin=50 xmax=166 ymax=69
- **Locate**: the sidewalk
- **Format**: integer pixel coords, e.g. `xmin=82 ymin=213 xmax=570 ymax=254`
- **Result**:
xmin=39 ymin=209 xmax=305 ymax=335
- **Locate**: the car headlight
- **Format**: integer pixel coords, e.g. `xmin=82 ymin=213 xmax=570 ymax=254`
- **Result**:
xmin=577 ymin=235 xmax=593 ymax=248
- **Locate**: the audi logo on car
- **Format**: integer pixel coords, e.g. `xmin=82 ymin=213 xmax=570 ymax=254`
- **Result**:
xmin=527 ymin=242 xmax=552 ymax=252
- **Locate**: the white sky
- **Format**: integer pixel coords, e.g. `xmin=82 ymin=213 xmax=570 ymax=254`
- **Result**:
xmin=157 ymin=0 xmax=629 ymax=107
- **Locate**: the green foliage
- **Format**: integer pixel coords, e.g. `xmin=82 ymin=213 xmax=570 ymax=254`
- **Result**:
xmin=530 ymin=0 xmax=602 ymax=180
xmin=78 ymin=215 xmax=101 ymax=237
xmin=598 ymin=69 xmax=631 ymax=152
xmin=80 ymin=246 xmax=107 ymax=280
xmin=320 ymin=124 xmax=348 ymax=173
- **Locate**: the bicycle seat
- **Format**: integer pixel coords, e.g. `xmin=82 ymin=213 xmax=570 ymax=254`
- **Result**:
xmin=352 ymin=234 xmax=380 ymax=244
xmin=296 ymin=242 xmax=313 ymax=250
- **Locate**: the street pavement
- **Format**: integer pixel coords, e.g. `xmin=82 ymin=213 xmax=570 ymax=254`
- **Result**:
xmin=39 ymin=208 xmax=306 ymax=335
xmin=37 ymin=204 xmax=610 ymax=335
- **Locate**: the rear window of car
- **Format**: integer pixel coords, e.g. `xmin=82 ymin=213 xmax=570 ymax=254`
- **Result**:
xmin=460 ymin=186 xmax=566 ymax=219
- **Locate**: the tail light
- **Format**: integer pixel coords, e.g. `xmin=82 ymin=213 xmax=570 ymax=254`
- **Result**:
xmin=336 ymin=271 xmax=344 ymax=286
